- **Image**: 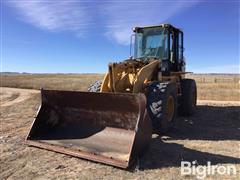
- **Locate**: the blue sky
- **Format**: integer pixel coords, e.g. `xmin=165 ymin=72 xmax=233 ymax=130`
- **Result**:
xmin=1 ymin=0 xmax=239 ymax=73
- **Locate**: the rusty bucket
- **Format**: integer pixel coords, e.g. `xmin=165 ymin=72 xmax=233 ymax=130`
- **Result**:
xmin=26 ymin=89 xmax=152 ymax=168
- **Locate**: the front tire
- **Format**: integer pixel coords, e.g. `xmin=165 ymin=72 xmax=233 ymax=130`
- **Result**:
xmin=146 ymin=82 xmax=177 ymax=134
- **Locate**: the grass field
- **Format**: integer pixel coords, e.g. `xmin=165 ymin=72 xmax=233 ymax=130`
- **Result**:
xmin=1 ymin=73 xmax=239 ymax=101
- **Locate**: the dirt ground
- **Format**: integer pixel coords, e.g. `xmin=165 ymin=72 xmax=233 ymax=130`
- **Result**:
xmin=0 ymin=87 xmax=240 ymax=179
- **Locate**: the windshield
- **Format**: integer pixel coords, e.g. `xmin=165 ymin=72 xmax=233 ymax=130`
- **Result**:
xmin=134 ymin=28 xmax=168 ymax=59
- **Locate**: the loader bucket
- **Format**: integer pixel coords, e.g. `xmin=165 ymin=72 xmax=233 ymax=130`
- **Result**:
xmin=26 ymin=89 xmax=152 ymax=168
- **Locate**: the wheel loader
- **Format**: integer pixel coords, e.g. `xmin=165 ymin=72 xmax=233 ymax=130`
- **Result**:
xmin=26 ymin=24 xmax=197 ymax=169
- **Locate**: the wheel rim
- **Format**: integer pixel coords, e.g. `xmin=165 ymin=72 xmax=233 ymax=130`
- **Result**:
xmin=166 ymin=95 xmax=174 ymax=122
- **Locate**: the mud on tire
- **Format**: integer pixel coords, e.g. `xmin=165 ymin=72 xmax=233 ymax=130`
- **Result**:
xmin=146 ymin=81 xmax=177 ymax=134
xmin=88 ymin=80 xmax=102 ymax=92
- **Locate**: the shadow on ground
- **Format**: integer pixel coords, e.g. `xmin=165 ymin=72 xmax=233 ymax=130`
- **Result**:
xmin=169 ymin=105 xmax=240 ymax=141
xmin=138 ymin=105 xmax=240 ymax=170
xmin=139 ymin=138 xmax=240 ymax=170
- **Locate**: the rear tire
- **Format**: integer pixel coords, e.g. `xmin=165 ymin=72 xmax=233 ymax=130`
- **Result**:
xmin=88 ymin=80 xmax=102 ymax=92
xmin=178 ymin=79 xmax=197 ymax=116
xmin=146 ymin=82 xmax=177 ymax=134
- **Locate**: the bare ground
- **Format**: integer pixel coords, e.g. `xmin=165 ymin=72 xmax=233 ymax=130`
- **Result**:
xmin=0 ymin=87 xmax=240 ymax=179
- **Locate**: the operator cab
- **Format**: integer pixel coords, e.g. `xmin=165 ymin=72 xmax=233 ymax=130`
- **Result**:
xmin=133 ymin=24 xmax=185 ymax=73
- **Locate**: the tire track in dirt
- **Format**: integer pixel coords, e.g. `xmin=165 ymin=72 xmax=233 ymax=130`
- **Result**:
xmin=0 ymin=87 xmax=39 ymax=107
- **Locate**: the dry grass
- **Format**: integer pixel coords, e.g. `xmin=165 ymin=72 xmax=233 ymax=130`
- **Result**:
xmin=1 ymin=73 xmax=239 ymax=101
xmin=186 ymin=74 xmax=240 ymax=101
xmin=1 ymin=74 xmax=104 ymax=91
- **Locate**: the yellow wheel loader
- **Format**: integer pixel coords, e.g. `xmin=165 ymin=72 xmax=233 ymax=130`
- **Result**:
xmin=26 ymin=24 xmax=197 ymax=169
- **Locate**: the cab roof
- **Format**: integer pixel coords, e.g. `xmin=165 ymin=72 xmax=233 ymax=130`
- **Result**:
xmin=133 ymin=24 xmax=182 ymax=33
